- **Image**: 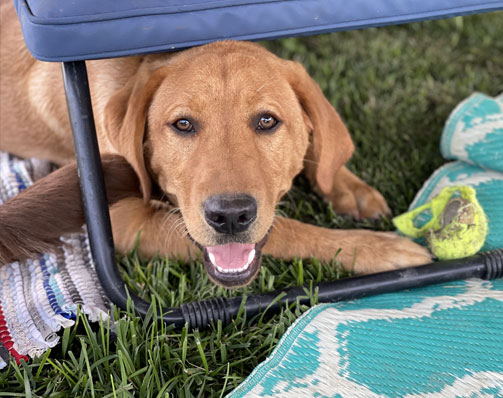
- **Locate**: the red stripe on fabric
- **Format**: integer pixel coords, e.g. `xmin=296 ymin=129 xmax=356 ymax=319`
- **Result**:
xmin=0 ymin=301 xmax=29 ymax=363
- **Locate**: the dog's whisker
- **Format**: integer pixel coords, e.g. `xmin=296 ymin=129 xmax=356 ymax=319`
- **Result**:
xmin=303 ymin=158 xmax=320 ymax=166
xmin=160 ymin=208 xmax=179 ymax=229
xmin=174 ymin=219 xmax=188 ymax=236
xmin=171 ymin=217 xmax=189 ymax=241
xmin=165 ymin=207 xmax=181 ymax=220
xmin=164 ymin=215 xmax=186 ymax=248
xmin=161 ymin=208 xmax=184 ymax=248
xmin=160 ymin=215 xmax=173 ymax=248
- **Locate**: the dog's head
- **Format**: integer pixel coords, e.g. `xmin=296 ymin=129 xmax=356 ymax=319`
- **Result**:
xmin=104 ymin=41 xmax=353 ymax=287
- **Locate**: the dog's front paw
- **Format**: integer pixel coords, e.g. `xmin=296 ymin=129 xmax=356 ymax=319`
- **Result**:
xmin=327 ymin=173 xmax=391 ymax=220
xmin=334 ymin=182 xmax=392 ymax=220
xmin=335 ymin=231 xmax=432 ymax=274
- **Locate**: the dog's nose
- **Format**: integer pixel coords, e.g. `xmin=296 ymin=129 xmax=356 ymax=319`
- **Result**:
xmin=204 ymin=194 xmax=257 ymax=234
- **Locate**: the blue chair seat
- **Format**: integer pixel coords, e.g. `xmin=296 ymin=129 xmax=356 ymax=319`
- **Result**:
xmin=14 ymin=0 xmax=503 ymax=61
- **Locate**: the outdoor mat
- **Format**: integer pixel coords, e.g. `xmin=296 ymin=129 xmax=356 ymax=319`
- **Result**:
xmin=229 ymin=93 xmax=503 ymax=397
xmin=228 ymin=279 xmax=503 ymax=397
xmin=0 ymin=152 xmax=108 ymax=369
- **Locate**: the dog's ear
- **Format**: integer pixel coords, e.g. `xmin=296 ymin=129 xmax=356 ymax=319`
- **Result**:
xmin=284 ymin=61 xmax=354 ymax=195
xmin=104 ymin=65 xmax=168 ymax=200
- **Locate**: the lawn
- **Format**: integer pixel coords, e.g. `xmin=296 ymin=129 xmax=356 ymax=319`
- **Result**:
xmin=1 ymin=12 xmax=502 ymax=398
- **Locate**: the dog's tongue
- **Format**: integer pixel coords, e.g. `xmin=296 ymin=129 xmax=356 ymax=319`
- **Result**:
xmin=206 ymin=243 xmax=255 ymax=269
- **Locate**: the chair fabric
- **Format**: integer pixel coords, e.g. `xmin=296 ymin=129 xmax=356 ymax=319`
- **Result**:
xmin=13 ymin=0 xmax=503 ymax=62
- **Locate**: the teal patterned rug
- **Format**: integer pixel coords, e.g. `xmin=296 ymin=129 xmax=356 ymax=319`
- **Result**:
xmin=229 ymin=279 xmax=503 ymax=397
xmin=229 ymin=93 xmax=503 ymax=397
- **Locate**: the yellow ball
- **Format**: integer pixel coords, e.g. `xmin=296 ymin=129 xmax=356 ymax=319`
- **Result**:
xmin=393 ymin=186 xmax=487 ymax=260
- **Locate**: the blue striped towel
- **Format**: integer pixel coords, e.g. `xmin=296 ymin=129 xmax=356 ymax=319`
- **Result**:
xmin=0 ymin=153 xmax=109 ymax=369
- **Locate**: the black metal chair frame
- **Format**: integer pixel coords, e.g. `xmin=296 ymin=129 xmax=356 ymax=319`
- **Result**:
xmin=62 ymin=59 xmax=503 ymax=331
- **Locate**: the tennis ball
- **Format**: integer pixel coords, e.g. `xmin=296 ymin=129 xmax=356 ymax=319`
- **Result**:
xmin=393 ymin=186 xmax=487 ymax=260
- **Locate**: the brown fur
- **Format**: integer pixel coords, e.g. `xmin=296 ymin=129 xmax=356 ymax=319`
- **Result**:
xmin=0 ymin=2 xmax=431 ymax=284
xmin=0 ymin=156 xmax=140 ymax=263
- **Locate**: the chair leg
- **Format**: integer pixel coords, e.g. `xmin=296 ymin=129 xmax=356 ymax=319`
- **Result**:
xmin=60 ymin=61 xmax=186 ymax=327
xmin=61 ymin=61 xmax=124 ymax=308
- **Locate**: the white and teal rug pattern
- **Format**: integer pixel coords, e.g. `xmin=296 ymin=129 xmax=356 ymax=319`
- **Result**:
xmin=229 ymin=279 xmax=503 ymax=398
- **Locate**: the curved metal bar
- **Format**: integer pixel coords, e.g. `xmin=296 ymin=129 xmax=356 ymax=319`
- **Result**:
xmin=178 ymin=249 xmax=503 ymax=329
xmin=62 ymin=60 xmax=503 ymax=331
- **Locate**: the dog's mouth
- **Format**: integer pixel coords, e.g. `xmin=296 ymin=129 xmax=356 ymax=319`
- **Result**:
xmin=194 ymin=233 xmax=269 ymax=288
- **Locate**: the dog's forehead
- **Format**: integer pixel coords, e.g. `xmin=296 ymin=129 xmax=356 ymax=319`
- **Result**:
xmin=157 ymin=47 xmax=294 ymax=107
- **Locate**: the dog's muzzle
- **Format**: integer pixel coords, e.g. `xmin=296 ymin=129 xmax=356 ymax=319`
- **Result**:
xmin=194 ymin=193 xmax=268 ymax=287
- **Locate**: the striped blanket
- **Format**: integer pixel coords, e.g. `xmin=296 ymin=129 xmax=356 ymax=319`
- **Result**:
xmin=0 ymin=153 xmax=108 ymax=369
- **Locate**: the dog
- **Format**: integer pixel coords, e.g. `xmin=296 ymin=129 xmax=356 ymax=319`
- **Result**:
xmin=0 ymin=2 xmax=430 ymax=287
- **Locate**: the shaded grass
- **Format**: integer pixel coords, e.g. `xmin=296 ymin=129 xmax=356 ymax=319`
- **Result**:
xmin=1 ymin=12 xmax=502 ymax=397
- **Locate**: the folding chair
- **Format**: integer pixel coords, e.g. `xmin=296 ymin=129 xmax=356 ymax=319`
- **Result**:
xmin=13 ymin=0 xmax=503 ymax=329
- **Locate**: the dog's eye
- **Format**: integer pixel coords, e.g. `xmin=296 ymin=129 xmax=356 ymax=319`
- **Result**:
xmin=172 ymin=119 xmax=195 ymax=133
xmin=256 ymin=114 xmax=279 ymax=132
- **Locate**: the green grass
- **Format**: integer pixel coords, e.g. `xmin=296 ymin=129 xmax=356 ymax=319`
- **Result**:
xmin=2 ymin=12 xmax=503 ymax=397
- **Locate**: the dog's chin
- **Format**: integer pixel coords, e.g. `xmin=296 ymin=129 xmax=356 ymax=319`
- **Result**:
xmin=193 ymin=232 xmax=270 ymax=288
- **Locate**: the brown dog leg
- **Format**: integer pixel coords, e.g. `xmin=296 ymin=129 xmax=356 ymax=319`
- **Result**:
xmin=303 ymin=146 xmax=391 ymax=219
xmin=325 ymin=165 xmax=391 ymax=220
xmin=263 ymin=216 xmax=431 ymax=274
